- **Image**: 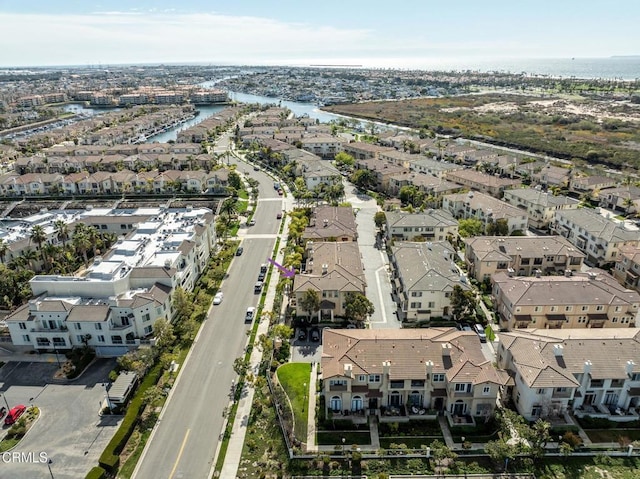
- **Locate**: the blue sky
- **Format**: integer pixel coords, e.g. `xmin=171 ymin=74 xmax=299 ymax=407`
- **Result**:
xmin=1 ymin=1 xmax=639 ymax=67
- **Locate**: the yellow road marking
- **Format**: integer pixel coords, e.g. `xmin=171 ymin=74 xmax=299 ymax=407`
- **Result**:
xmin=169 ymin=429 xmax=190 ymax=479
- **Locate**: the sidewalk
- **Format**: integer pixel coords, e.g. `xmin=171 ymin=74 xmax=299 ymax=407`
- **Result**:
xmin=217 ymin=181 xmax=293 ymax=478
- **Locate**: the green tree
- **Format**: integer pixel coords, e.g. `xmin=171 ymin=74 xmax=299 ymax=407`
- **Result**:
xmin=220 ymin=198 xmax=238 ymax=226
xmin=153 ymin=317 xmax=176 ymax=351
xmin=450 ymin=284 xmax=476 ymax=321
xmin=373 ymin=211 xmax=387 ymax=231
xmin=486 ymin=218 xmax=509 ymax=236
xmin=228 ymin=170 xmax=242 ymax=190
xmin=458 ymin=218 xmax=484 ymax=238
xmin=344 ymin=292 xmax=375 ymax=325
xmin=334 ymin=152 xmax=355 ymax=169
xmin=350 ymin=169 xmax=377 ymax=190
xmin=172 ymin=287 xmax=194 ymax=319
xmin=299 ymin=289 xmax=320 ymax=319
xmin=484 ymin=438 xmax=519 ymax=471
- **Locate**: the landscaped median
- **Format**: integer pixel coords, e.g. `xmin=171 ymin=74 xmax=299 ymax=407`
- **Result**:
xmin=0 ymin=406 xmax=41 ymax=453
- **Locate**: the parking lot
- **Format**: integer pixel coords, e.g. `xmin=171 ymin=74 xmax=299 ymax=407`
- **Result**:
xmin=0 ymin=359 xmax=122 ymax=479
xmin=290 ymin=326 xmax=323 ymax=363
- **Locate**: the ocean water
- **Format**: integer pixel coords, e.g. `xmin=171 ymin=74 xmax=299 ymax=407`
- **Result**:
xmin=374 ymin=57 xmax=640 ymax=81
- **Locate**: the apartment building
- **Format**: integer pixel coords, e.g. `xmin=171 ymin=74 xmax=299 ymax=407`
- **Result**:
xmin=464 ymin=236 xmax=585 ymax=281
xmin=321 ymin=328 xmax=507 ymax=420
xmin=391 ymin=241 xmax=467 ymax=322
xmin=5 ymin=206 xmax=216 ymax=356
xmin=503 ymin=188 xmax=580 ymax=229
xmin=600 ymin=185 xmax=640 ymax=216
xmin=406 ymin=157 xmax=462 ymax=178
xmin=385 ymin=210 xmax=458 ymax=242
xmin=299 ymin=135 xmax=345 ymax=159
xmin=442 ymin=191 xmax=529 ymax=235
xmin=570 ymin=175 xmax=616 ymax=194
xmin=550 ymin=208 xmax=639 ymax=267
xmin=354 ymin=159 xmax=409 ymax=192
xmin=343 ymin=142 xmax=394 ymax=160
xmin=498 ymin=328 xmax=640 ymax=422
xmin=492 ymin=269 xmax=640 ymax=330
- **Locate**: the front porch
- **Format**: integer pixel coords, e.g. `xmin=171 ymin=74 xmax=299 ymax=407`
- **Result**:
xmin=574 ymin=404 xmax=640 ymax=423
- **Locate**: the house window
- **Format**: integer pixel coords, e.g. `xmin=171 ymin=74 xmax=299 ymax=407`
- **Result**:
xmin=36 ymin=337 xmax=50 ymax=346
xmin=550 ymin=306 xmax=558 ymax=312
xmin=537 ymin=388 xmax=545 ymax=395
xmin=534 ymin=306 xmax=542 ymax=312
xmin=411 ymin=380 xmax=425 ymax=388
xmin=95 ymin=323 xmax=102 ymax=330
xmin=433 ymin=374 xmax=445 ymax=382
xmin=369 ymin=375 xmax=381 ymax=383
xmin=483 ymin=386 xmax=491 ymax=395
xmin=428 ymin=302 xmax=435 ymax=308
xmin=565 ymin=306 xmax=573 ymax=312
xmin=357 ymin=375 xmax=366 ymax=382
xmin=330 ymin=379 xmax=347 ymax=386
xmin=531 ymin=405 xmax=542 ymax=417
xmin=455 ymin=383 xmax=469 ymax=392
xmin=596 ymin=305 xmax=604 ymax=311
xmin=330 ymin=396 xmax=342 ymax=412
xmin=97 ymin=335 xmax=105 ymax=343
xmin=410 ymin=302 xmax=421 ymax=309
xmin=111 ymin=335 xmax=122 ymax=345
xmin=19 ymin=322 xmax=27 ymax=330
xmin=22 ymin=334 xmax=30 ymax=342
xmin=390 ymin=380 xmax=405 ymax=389
xmin=351 ymin=396 xmax=363 ymax=412
xmin=581 ymin=305 xmax=589 ymax=311
xmin=144 ymin=325 xmax=153 ymax=335
xmin=75 ymin=323 xmax=82 ymax=330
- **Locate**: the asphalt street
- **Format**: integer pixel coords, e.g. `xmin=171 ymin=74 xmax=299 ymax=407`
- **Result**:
xmin=133 ymin=146 xmax=283 ymax=479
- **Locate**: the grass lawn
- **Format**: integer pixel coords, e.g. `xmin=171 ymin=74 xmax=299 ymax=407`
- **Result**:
xmin=238 ymin=189 xmax=249 ymax=200
xmin=378 ymin=420 xmax=442 ymax=436
xmin=585 ymin=428 xmax=640 ymax=443
xmin=276 ymin=363 xmax=311 ymax=443
xmin=0 ymin=437 xmax=20 ymax=453
xmin=317 ymin=431 xmax=371 ymax=446
xmin=535 ymin=456 xmax=640 ymax=479
xmin=236 ymin=198 xmax=248 ymax=213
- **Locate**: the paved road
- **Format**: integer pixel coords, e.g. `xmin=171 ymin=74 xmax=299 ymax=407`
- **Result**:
xmin=345 ymin=183 xmax=400 ymax=330
xmin=133 ymin=155 xmax=283 ymax=479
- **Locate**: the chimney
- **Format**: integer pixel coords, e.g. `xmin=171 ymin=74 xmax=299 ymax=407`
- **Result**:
xmin=322 ymin=264 xmax=328 ymax=275
xmin=626 ymin=360 xmax=635 ymax=377
xmin=344 ymin=363 xmax=352 ymax=378
xmin=426 ymin=360 xmax=434 ymax=379
xmin=583 ymin=360 xmax=592 ymax=375
xmin=442 ymin=343 xmax=452 ymax=357
xmin=553 ymin=344 xmax=564 ymax=357
xmin=382 ymin=360 xmax=391 ymax=377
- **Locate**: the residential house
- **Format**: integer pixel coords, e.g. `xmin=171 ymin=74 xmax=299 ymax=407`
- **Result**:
xmin=445 ymin=169 xmax=519 ymax=198
xmin=600 ymin=185 xmax=640 ymax=216
xmin=385 ymin=210 xmax=458 ymax=242
xmin=391 ymin=241 xmax=467 ymax=321
xmin=570 ymin=175 xmax=617 ymax=195
xmin=613 ymin=244 xmax=640 ymax=292
xmin=299 ymin=135 xmax=345 ymax=159
xmin=343 ymin=142 xmax=394 ymax=160
xmin=292 ymin=242 xmax=365 ymax=321
xmin=302 ymin=206 xmax=358 ymax=242
xmin=492 ymin=269 xmax=640 ymax=330
xmin=354 ymin=159 xmax=409 ymax=192
xmin=406 ymin=157 xmax=462 ymax=178
xmin=321 ymin=328 xmax=507 ymax=420
xmin=295 ymin=156 xmax=342 ymax=190
xmin=442 ymin=191 xmax=529 ymax=235
xmin=464 ymin=236 xmax=585 ymax=282
xmin=550 ymin=208 xmax=639 ymax=267
xmin=497 ymin=328 xmax=640 ymax=422
xmin=503 ymin=189 xmax=580 ymax=229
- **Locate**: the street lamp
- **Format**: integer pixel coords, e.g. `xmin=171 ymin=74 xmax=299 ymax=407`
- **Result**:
xmin=47 ymin=459 xmax=55 ymax=479
xmin=0 ymin=393 xmax=10 ymax=410
xmin=302 ymin=382 xmax=307 ymax=413
xmin=342 ymin=437 xmax=345 ymax=455
xmin=52 ymin=342 xmax=61 ymax=368
xmin=103 ymin=383 xmax=112 ymax=412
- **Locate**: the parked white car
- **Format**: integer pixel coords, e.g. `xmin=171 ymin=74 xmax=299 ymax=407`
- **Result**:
xmin=213 ymin=292 xmax=224 ymax=305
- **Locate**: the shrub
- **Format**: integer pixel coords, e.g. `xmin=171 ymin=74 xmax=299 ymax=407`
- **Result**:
xmin=98 ymin=362 xmax=163 ymax=473
xmin=85 ymin=466 xmax=107 ymax=479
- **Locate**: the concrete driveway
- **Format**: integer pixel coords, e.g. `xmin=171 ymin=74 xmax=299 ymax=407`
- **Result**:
xmin=0 ymin=359 xmax=121 ymax=479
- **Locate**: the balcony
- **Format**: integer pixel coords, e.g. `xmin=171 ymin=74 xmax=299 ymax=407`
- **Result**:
xmin=329 ymin=384 xmax=347 ymax=392
xmin=552 ymin=389 xmax=573 ymax=399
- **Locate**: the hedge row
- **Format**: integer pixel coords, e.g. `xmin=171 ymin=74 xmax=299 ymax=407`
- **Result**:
xmin=85 ymin=466 xmax=106 ymax=479
xmin=98 ymin=362 xmax=164 ymax=473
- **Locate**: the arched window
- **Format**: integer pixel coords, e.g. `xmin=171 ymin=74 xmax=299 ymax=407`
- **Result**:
xmin=351 ymin=395 xmax=363 ymax=411
xmin=330 ymin=396 xmax=342 ymax=412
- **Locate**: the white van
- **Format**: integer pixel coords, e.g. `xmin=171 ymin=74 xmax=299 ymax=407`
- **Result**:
xmin=245 ymin=307 xmax=256 ymax=322
xmin=474 ymin=323 xmax=487 ymax=342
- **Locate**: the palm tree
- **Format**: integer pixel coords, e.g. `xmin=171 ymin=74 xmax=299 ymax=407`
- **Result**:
xmin=220 ymin=198 xmax=237 ymax=226
xmin=20 ymin=248 xmax=39 ymax=271
xmin=30 ymin=224 xmax=47 ymax=252
xmin=72 ymin=230 xmax=91 ymax=266
xmin=53 ymin=220 xmax=69 ymax=246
